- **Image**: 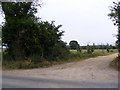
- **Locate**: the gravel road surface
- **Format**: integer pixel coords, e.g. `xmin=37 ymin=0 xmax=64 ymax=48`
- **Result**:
xmin=2 ymin=53 xmax=119 ymax=88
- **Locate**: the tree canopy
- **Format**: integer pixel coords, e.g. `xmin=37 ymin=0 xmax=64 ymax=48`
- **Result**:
xmin=69 ymin=40 xmax=80 ymax=50
xmin=108 ymin=0 xmax=120 ymax=54
xmin=1 ymin=2 xmax=69 ymax=61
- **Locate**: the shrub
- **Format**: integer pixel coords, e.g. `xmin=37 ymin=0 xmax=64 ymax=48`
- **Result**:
xmin=111 ymin=57 xmax=120 ymax=71
xmin=46 ymin=41 xmax=70 ymax=61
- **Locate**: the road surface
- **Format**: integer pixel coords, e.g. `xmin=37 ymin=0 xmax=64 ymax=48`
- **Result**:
xmin=2 ymin=73 xmax=118 ymax=88
xmin=2 ymin=53 xmax=118 ymax=88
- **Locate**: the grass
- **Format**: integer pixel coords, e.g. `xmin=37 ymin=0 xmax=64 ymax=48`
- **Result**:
xmin=2 ymin=49 xmax=118 ymax=70
xmin=70 ymin=49 xmax=117 ymax=53
xmin=69 ymin=50 xmax=117 ymax=60
xmin=110 ymin=56 xmax=120 ymax=71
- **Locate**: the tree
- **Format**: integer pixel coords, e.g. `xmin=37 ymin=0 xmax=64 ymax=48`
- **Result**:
xmin=108 ymin=0 xmax=120 ymax=56
xmin=106 ymin=43 xmax=110 ymax=52
xmin=69 ymin=40 xmax=81 ymax=52
xmin=1 ymin=2 xmax=69 ymax=61
xmin=87 ymin=44 xmax=91 ymax=53
xmin=51 ymin=40 xmax=70 ymax=60
xmin=0 ymin=26 xmax=1 ymax=49
xmin=1 ymin=2 xmax=38 ymax=60
xmin=36 ymin=21 xmax=64 ymax=60
xmin=91 ymin=43 xmax=95 ymax=53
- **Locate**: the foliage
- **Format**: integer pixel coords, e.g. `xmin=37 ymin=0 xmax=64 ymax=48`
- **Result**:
xmin=108 ymin=0 xmax=120 ymax=54
xmin=86 ymin=44 xmax=91 ymax=53
xmin=49 ymin=40 xmax=70 ymax=60
xmin=2 ymin=2 xmax=38 ymax=60
xmin=69 ymin=40 xmax=78 ymax=49
xmin=3 ymin=49 xmax=116 ymax=69
xmin=69 ymin=40 xmax=81 ymax=52
xmin=0 ymin=26 xmax=1 ymax=46
xmin=91 ymin=43 xmax=95 ymax=53
xmin=1 ymin=2 xmax=69 ymax=62
xmin=108 ymin=1 xmax=120 ymax=26
xmin=111 ymin=56 xmax=120 ymax=71
xmin=106 ymin=43 xmax=110 ymax=52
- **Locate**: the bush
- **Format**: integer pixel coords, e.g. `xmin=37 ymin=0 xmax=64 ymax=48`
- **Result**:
xmin=46 ymin=41 xmax=70 ymax=61
xmin=3 ymin=48 xmax=116 ymax=69
xmin=110 ymin=50 xmax=113 ymax=52
xmin=111 ymin=57 xmax=120 ymax=71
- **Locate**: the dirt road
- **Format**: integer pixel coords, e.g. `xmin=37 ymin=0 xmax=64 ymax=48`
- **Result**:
xmin=3 ymin=53 xmax=118 ymax=82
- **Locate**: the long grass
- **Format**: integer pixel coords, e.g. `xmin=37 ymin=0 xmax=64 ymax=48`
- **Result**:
xmin=110 ymin=57 xmax=120 ymax=71
xmin=3 ymin=49 xmax=118 ymax=69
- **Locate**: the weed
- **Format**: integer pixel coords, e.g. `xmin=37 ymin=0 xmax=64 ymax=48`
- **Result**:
xmin=2 ymin=49 xmax=118 ymax=69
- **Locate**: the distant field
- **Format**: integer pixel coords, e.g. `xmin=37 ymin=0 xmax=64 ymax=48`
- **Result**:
xmin=70 ymin=49 xmax=118 ymax=53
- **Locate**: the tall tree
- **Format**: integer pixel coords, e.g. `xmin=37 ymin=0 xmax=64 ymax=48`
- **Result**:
xmin=1 ymin=2 xmax=38 ymax=60
xmin=1 ymin=1 xmax=69 ymax=61
xmin=108 ymin=0 xmax=120 ymax=56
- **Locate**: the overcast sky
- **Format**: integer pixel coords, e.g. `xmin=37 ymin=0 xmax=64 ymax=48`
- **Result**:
xmin=0 ymin=0 xmax=118 ymax=46
xmin=36 ymin=0 xmax=117 ymax=45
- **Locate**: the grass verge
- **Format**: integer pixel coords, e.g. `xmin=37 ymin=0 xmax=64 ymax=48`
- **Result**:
xmin=3 ymin=52 xmax=117 ymax=70
xmin=110 ymin=56 xmax=120 ymax=71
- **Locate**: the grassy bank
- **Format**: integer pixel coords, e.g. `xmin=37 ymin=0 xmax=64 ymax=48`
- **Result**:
xmin=110 ymin=57 xmax=120 ymax=71
xmin=3 ymin=49 xmax=117 ymax=70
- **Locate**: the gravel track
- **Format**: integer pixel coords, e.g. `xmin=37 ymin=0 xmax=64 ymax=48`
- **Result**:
xmin=3 ymin=53 xmax=118 ymax=82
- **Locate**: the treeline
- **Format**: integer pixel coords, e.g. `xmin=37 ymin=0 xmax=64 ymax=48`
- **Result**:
xmin=68 ymin=44 xmax=116 ymax=50
xmin=68 ymin=40 xmax=116 ymax=53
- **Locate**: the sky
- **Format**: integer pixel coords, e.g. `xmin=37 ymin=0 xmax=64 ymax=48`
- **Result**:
xmin=0 ymin=0 xmax=118 ymax=46
xmin=36 ymin=0 xmax=117 ymax=46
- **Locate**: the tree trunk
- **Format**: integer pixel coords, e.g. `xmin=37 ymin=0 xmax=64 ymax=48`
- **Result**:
xmin=12 ymin=45 xmax=25 ymax=61
xmin=12 ymin=32 xmax=25 ymax=61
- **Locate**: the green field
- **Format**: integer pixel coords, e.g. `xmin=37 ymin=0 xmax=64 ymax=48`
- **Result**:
xmin=70 ymin=49 xmax=118 ymax=53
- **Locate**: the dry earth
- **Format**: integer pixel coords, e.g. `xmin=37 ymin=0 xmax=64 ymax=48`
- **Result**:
xmin=3 ymin=53 xmax=118 ymax=82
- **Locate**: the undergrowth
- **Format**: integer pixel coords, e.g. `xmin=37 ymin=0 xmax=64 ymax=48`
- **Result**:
xmin=3 ymin=51 xmax=117 ymax=69
xmin=110 ymin=56 xmax=120 ymax=71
